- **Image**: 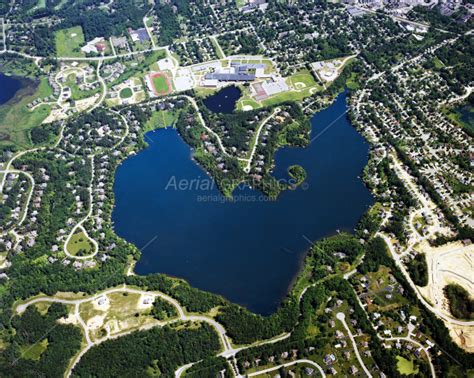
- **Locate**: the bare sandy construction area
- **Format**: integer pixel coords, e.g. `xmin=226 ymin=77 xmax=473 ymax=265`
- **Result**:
xmin=449 ymin=323 xmax=474 ymax=353
xmin=417 ymin=241 xmax=473 ymax=311
xmin=417 ymin=240 xmax=473 ymax=352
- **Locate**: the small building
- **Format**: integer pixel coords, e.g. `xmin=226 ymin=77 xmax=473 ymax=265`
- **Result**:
xmin=111 ymin=36 xmax=128 ymax=49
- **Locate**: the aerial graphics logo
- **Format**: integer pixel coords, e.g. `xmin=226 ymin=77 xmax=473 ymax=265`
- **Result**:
xmin=164 ymin=175 xmax=308 ymax=202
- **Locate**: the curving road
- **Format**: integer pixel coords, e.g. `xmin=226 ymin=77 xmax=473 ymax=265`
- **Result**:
xmin=336 ymin=312 xmax=373 ymax=377
xmin=378 ymin=233 xmax=474 ymax=327
xmin=247 ymin=359 xmax=326 ymax=377
xmin=384 ymin=336 xmax=436 ymax=377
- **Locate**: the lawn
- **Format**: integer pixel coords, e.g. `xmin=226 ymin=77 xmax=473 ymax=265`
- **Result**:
xmin=66 ymin=230 xmax=93 ymax=256
xmin=433 ymin=57 xmax=445 ymax=69
xmin=55 ymin=26 xmax=85 ymax=57
xmin=144 ymin=110 xmax=176 ymax=131
xmin=261 ymin=86 xmax=322 ymax=107
xmin=0 ymin=77 xmax=52 ymax=148
xmin=119 ymin=87 xmax=133 ymax=99
xmin=396 ymin=356 xmax=419 ymax=375
xmin=194 ymin=87 xmax=219 ymax=98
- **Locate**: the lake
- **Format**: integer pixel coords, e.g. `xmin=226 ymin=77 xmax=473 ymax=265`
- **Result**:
xmin=112 ymin=91 xmax=373 ymax=315
xmin=203 ymin=86 xmax=241 ymax=113
xmin=0 ymin=73 xmax=23 ymax=105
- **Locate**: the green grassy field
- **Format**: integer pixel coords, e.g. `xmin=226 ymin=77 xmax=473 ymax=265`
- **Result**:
xmin=152 ymin=75 xmax=170 ymax=94
xmin=396 ymin=356 xmax=418 ymax=375
xmin=144 ymin=110 xmax=176 ymax=131
xmin=194 ymin=87 xmax=219 ymax=98
xmin=236 ymin=70 xmax=324 ymax=108
xmin=261 ymin=85 xmax=322 ymax=107
xmin=287 ymin=69 xmax=318 ymax=88
xmin=0 ymin=77 xmax=52 ymax=148
xmin=19 ymin=339 xmax=48 ymax=361
xmin=346 ymin=72 xmax=361 ymax=90
xmin=119 ymin=88 xmax=133 ymax=99
xmin=55 ymin=26 xmax=85 ymax=57
xmin=66 ymin=230 xmax=93 ymax=256
xmin=237 ymin=98 xmax=260 ymax=111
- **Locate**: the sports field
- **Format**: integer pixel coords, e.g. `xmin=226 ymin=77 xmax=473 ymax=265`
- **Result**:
xmin=150 ymin=73 xmax=172 ymax=96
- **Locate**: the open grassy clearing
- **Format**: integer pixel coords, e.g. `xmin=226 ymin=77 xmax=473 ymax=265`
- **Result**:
xmin=144 ymin=110 xmax=177 ymax=131
xmin=0 ymin=77 xmax=52 ymax=148
xmin=194 ymin=86 xmax=220 ymax=98
xmin=261 ymin=84 xmax=322 ymax=107
xmin=19 ymin=339 xmax=48 ymax=361
xmin=55 ymin=26 xmax=85 ymax=57
xmin=66 ymin=231 xmax=93 ymax=256
xmin=119 ymin=87 xmax=133 ymax=99
xmin=396 ymin=356 xmax=419 ymax=375
xmin=28 ymin=0 xmax=45 ymax=13
xmin=34 ymin=302 xmax=52 ymax=315
xmin=346 ymin=72 xmax=361 ymax=90
xmin=79 ymin=291 xmax=157 ymax=341
xmin=210 ymin=38 xmax=225 ymax=59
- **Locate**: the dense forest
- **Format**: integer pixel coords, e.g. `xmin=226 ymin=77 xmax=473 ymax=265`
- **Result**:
xmin=444 ymin=284 xmax=474 ymax=320
xmin=407 ymin=253 xmax=429 ymax=287
xmin=186 ymin=356 xmax=233 ymax=378
xmin=72 ymin=323 xmax=220 ymax=377
xmin=154 ymin=2 xmax=182 ymax=46
xmin=0 ymin=303 xmax=82 ymax=377
xmin=0 ymin=0 xmax=8 ymax=15
xmin=15 ymin=0 xmax=149 ymax=55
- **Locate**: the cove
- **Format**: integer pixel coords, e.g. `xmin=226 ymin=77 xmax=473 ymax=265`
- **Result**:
xmin=112 ymin=91 xmax=373 ymax=315
xmin=0 ymin=73 xmax=23 ymax=105
xmin=203 ymin=86 xmax=241 ymax=113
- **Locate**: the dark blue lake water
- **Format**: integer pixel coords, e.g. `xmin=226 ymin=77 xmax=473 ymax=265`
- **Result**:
xmin=203 ymin=86 xmax=241 ymax=113
xmin=113 ymin=91 xmax=373 ymax=314
xmin=0 ymin=73 xmax=23 ymax=105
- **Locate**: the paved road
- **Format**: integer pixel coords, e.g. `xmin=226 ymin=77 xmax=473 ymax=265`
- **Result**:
xmin=336 ymin=312 xmax=373 ymax=377
xmin=63 ymin=157 xmax=99 ymax=260
xmin=244 ymin=108 xmax=280 ymax=172
xmin=247 ymin=359 xmax=326 ymax=377
xmin=0 ymin=169 xmax=34 ymax=228
xmin=384 ymin=336 xmax=436 ymax=377
xmin=378 ymin=233 xmax=474 ymax=327
xmin=175 ymin=362 xmax=195 ymax=377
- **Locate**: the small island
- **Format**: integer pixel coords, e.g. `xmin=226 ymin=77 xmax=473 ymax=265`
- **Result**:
xmin=287 ymin=164 xmax=307 ymax=188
